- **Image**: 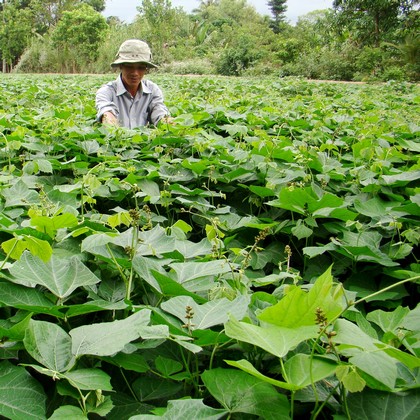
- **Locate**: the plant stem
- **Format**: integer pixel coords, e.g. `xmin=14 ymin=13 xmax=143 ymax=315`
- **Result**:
xmin=353 ymin=275 xmax=420 ymax=306
xmin=290 ymin=391 xmax=295 ymax=419
xmin=310 ymin=382 xmax=341 ymax=420
xmin=105 ymin=243 xmax=128 ymax=286
xmin=120 ymin=368 xmax=139 ymax=401
xmin=126 ymin=226 xmax=139 ymax=301
xmin=0 ymin=237 xmax=18 ymax=269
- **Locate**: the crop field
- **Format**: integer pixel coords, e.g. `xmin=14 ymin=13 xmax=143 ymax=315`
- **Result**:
xmin=0 ymin=74 xmax=419 ymax=419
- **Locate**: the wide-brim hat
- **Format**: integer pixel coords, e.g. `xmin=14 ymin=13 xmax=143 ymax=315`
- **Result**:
xmin=111 ymin=39 xmax=158 ymax=68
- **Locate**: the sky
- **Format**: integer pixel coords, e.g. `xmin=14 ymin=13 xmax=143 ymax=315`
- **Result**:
xmin=103 ymin=0 xmax=334 ymax=24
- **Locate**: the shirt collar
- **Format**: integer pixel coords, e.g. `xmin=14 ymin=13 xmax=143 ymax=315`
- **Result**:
xmin=116 ymin=75 xmax=152 ymax=96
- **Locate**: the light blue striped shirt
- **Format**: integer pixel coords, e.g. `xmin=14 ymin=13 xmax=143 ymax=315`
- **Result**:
xmin=95 ymin=75 xmax=169 ymax=128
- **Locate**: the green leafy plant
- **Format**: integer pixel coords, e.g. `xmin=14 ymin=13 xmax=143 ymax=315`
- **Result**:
xmin=0 ymin=74 xmax=419 ymax=419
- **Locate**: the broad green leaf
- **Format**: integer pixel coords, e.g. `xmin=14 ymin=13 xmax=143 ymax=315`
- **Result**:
xmin=49 ymin=405 xmax=87 ymax=419
xmin=202 ymin=368 xmax=290 ymax=419
xmin=268 ymin=186 xmax=350 ymax=220
xmin=36 ymin=158 xmax=53 ymax=173
xmin=103 ymin=353 xmax=149 ymax=373
xmin=64 ymin=369 xmax=113 ymax=391
xmin=137 ymin=179 xmax=161 ymax=202
xmin=347 ymin=388 xmax=420 ymax=420
xmin=171 ymin=237 xmax=213 ymax=259
xmin=354 ymin=197 xmax=398 ymax=219
xmin=108 ymin=393 xmax=154 ymax=420
xmin=401 ymin=303 xmax=420 ymax=332
xmin=22 ymin=364 xmax=65 ymax=380
xmin=258 ymin=266 xmax=345 ymax=328
xmin=150 ymin=270 xmax=207 ymax=303
xmin=0 ymin=281 xmax=63 ymax=318
xmin=9 ymin=252 xmax=101 ymax=299
xmin=381 ymin=170 xmax=420 ymax=186
xmin=337 ymin=245 xmax=399 ymax=267
xmin=225 ymin=316 xmax=318 ymax=358
xmin=284 ymin=354 xmax=337 ymax=387
xmin=249 ymin=185 xmax=276 ymax=198
xmin=136 ymin=226 xmax=178 ymax=256
xmin=107 ymin=211 xmax=132 ymax=228
xmin=132 ymin=255 xmax=168 ymax=290
xmin=355 ymin=312 xmax=379 ymax=339
xmin=1 ymin=235 xmax=52 ymax=262
xmin=30 ymin=213 xmax=78 ymax=238
xmin=220 ymin=123 xmax=248 ymax=136
xmin=0 ymin=312 xmax=32 ymax=341
xmin=88 ymin=395 xmax=114 ymax=417
xmin=336 ymin=366 xmax=366 ymax=393
xmin=20 ymin=235 xmax=53 ymax=261
xmin=132 ymin=376 xmax=183 ymax=402
xmin=70 ymin=309 xmax=151 ymax=357
xmin=366 ymin=306 xmax=411 ymax=333
xmin=155 ymin=356 xmax=183 ymax=378
xmin=336 ymin=231 xmax=399 ymax=267
xmin=79 ymin=140 xmax=100 ymax=154
xmin=129 ymin=399 xmax=227 ymax=419
xmin=169 ymin=260 xmax=234 ymax=285
xmin=97 ymin=277 xmax=127 ymax=302
xmin=374 ymin=344 xmax=420 ymax=369
xmin=170 ymin=335 xmax=203 ymax=353
xmin=225 ymin=359 xmax=300 ymax=390
xmin=303 ymin=242 xmax=337 ymax=258
xmin=334 ymin=320 xmax=399 ymax=390
xmin=161 ymin=295 xmax=249 ymax=330
xmin=2 ymin=179 xmax=40 ymax=207
xmin=334 ymin=318 xmax=382 ymax=349
xmin=80 ymin=232 xmax=119 ymax=253
xmin=64 ymin=299 xmax=128 ymax=318
xmin=268 ymin=187 xmax=315 ymax=215
xmin=172 ymin=219 xmax=193 ymax=233
xmin=291 ymin=220 xmax=313 ymax=239
xmin=23 ymin=320 xmax=74 ymax=372
xmin=0 ymin=361 xmax=46 ymax=420
xmin=192 ymin=329 xmax=230 ymax=347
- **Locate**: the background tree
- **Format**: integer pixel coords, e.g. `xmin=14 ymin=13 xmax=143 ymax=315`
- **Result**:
xmin=332 ymin=0 xmax=420 ymax=46
xmin=136 ymin=0 xmax=185 ymax=62
xmin=50 ymin=3 xmax=107 ymax=71
xmin=0 ymin=0 xmax=33 ymax=71
xmin=28 ymin=0 xmax=104 ymax=33
xmin=82 ymin=0 xmax=105 ymax=12
xmin=267 ymin=0 xmax=287 ymax=33
xmin=5 ymin=0 xmax=420 ymax=81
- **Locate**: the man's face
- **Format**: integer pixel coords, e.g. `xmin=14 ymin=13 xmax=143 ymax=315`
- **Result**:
xmin=120 ymin=63 xmax=148 ymax=92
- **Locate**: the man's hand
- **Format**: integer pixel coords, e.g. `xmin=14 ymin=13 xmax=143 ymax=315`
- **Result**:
xmin=102 ymin=111 xmax=119 ymax=126
xmin=160 ymin=115 xmax=174 ymax=125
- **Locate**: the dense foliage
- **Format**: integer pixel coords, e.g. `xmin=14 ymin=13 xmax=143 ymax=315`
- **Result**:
xmin=0 ymin=74 xmax=419 ymax=419
xmin=1 ymin=0 xmax=419 ymax=81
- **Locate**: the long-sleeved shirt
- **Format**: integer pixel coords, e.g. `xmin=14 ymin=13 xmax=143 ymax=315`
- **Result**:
xmin=95 ymin=75 xmax=169 ymax=128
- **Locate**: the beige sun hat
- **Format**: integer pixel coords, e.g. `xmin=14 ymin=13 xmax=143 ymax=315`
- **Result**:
xmin=111 ymin=39 xmax=158 ymax=68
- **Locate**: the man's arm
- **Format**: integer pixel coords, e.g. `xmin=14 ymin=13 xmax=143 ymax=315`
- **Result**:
xmin=96 ymin=84 xmax=119 ymax=125
xmin=148 ymin=84 xmax=170 ymax=125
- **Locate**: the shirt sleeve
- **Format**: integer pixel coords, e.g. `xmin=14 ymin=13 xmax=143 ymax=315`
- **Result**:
xmin=148 ymin=84 xmax=170 ymax=125
xmin=95 ymin=83 xmax=119 ymax=122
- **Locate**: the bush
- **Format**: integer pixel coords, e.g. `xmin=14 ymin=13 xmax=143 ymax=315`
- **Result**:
xmin=242 ymin=61 xmax=280 ymax=77
xmin=15 ymin=37 xmax=47 ymax=73
xmin=215 ymin=35 xmax=263 ymax=76
xmin=379 ymin=65 xmax=407 ymax=81
xmin=159 ymin=58 xmax=215 ymax=75
xmin=15 ymin=36 xmax=63 ymax=73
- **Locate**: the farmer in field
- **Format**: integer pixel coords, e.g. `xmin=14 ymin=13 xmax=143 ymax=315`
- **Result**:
xmin=96 ymin=39 xmax=171 ymax=128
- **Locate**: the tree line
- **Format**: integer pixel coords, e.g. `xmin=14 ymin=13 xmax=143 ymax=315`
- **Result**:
xmin=1 ymin=0 xmax=419 ymax=81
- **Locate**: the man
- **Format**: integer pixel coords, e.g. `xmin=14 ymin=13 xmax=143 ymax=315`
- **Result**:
xmin=96 ymin=39 xmax=171 ymax=128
